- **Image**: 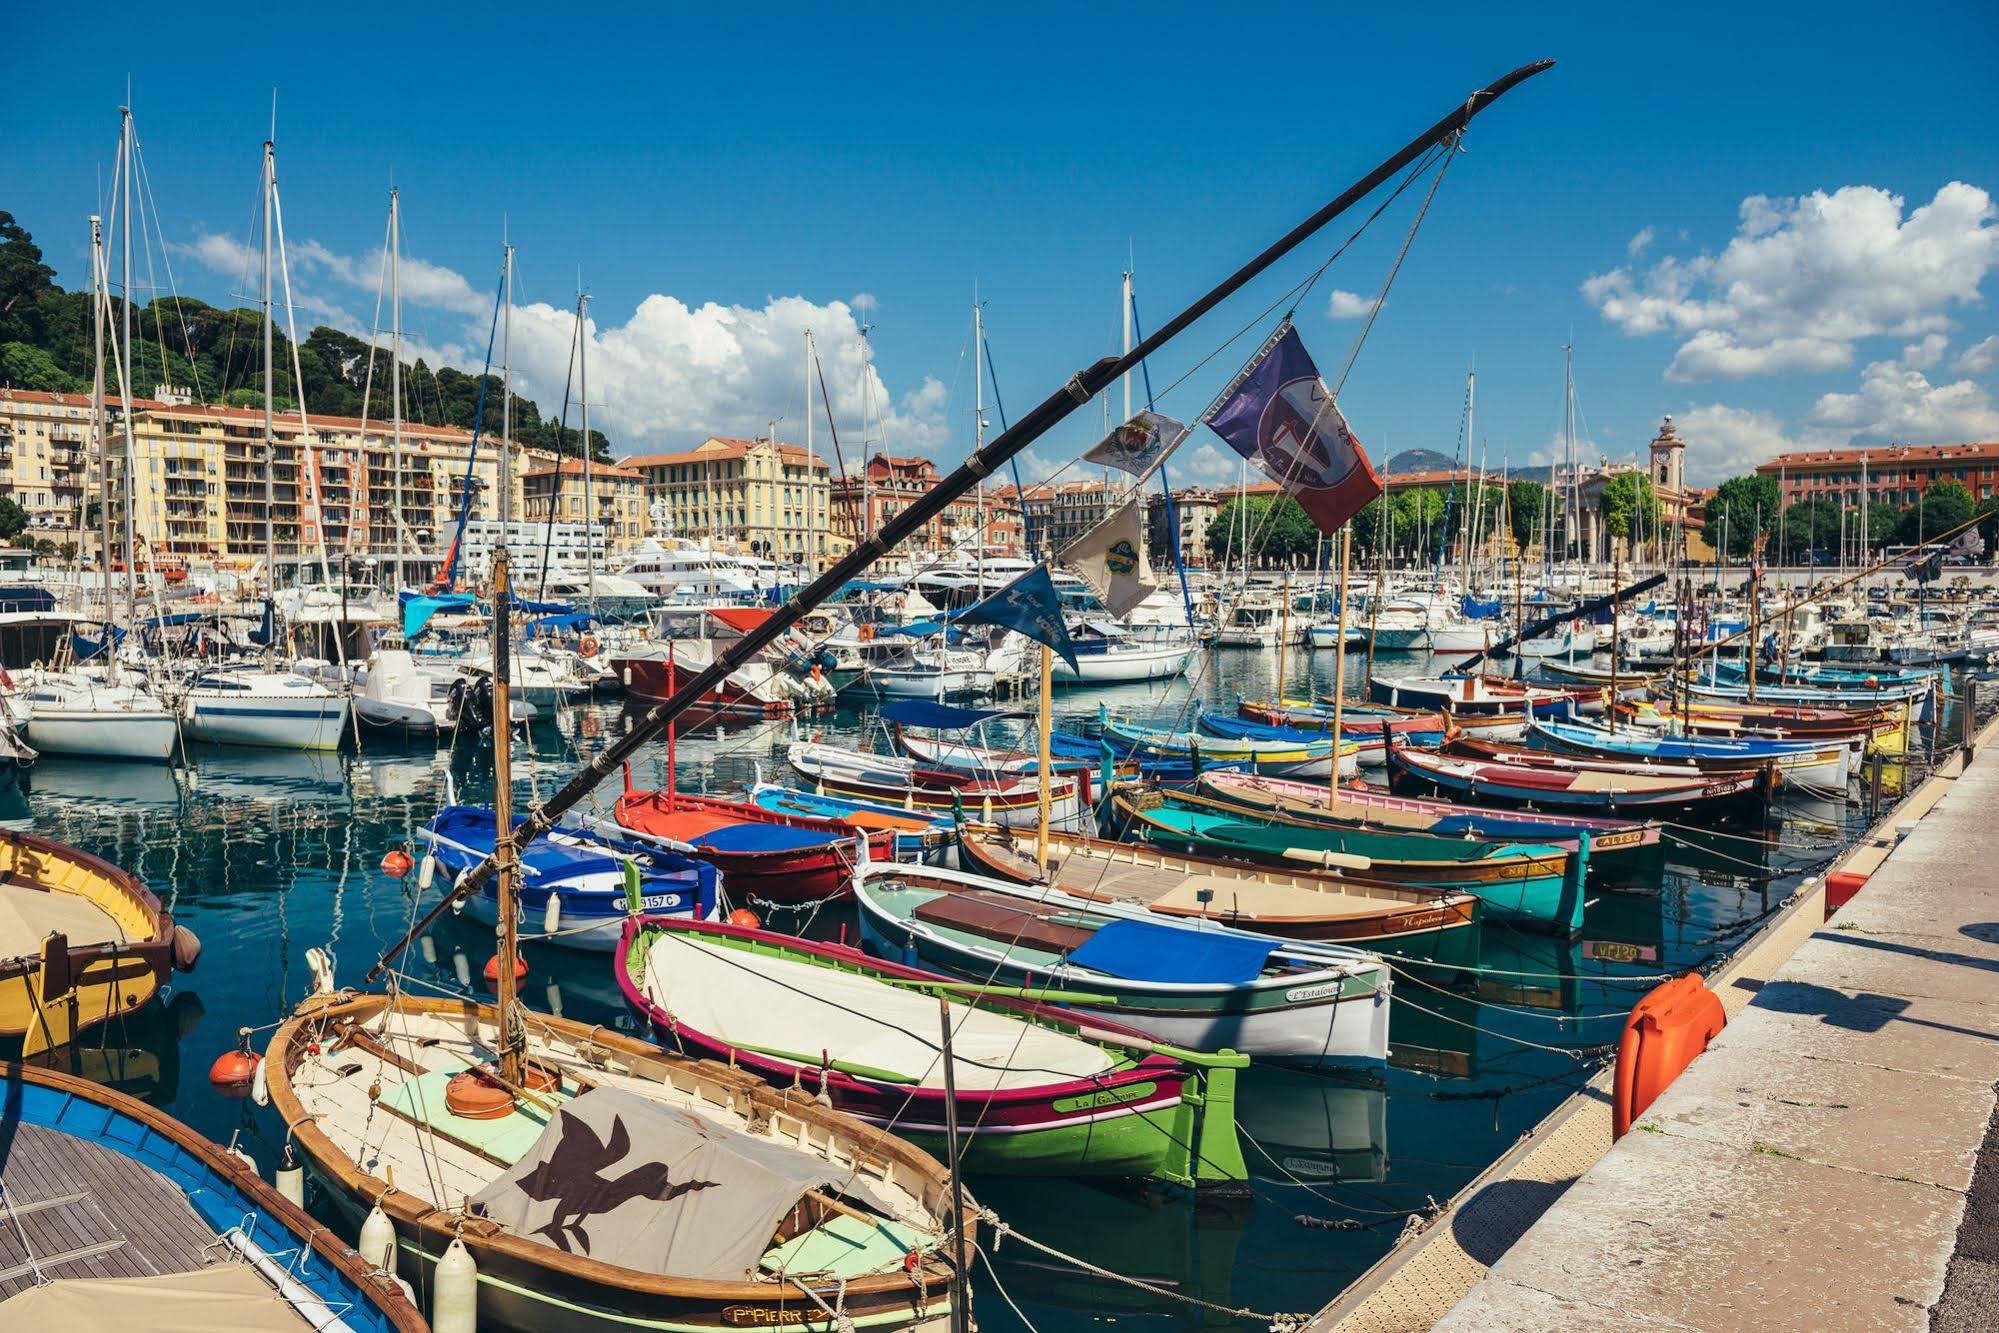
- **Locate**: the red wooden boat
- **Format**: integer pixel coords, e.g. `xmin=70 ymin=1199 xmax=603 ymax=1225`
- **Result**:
xmin=614 ymin=777 xmax=912 ymax=903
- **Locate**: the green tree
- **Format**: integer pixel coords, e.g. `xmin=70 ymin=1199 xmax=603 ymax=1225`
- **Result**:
xmin=1702 ymin=474 xmax=1780 ymax=558
xmin=1599 ymin=472 xmax=1660 ymax=541
xmin=0 ymin=341 xmax=83 ymax=392
xmin=1506 ymin=479 xmax=1547 ymax=552
xmin=0 ymin=498 xmax=28 ymax=543
xmin=1207 ymin=495 xmax=1269 ymax=564
xmin=1898 ymin=479 xmax=1975 ymax=545
xmin=1977 ymin=497 xmax=1999 ymax=554
xmin=1776 ymin=496 xmax=1841 ymax=561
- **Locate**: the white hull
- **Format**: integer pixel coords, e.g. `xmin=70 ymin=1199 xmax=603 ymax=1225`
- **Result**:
xmin=1051 ymin=642 xmax=1194 ymax=685
xmin=182 ymin=685 xmax=350 ymax=752
xmin=25 ymin=709 xmax=179 ymax=761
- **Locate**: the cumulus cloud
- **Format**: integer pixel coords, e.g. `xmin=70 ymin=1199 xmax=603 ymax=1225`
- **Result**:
xmin=1176 ymin=442 xmax=1243 ymax=485
xmin=1584 ymin=183 xmax=1999 ymax=383
xmin=1325 ymin=289 xmax=1374 ymax=320
xmin=179 ymin=231 xmax=950 ymax=456
xmin=1626 ymin=226 xmax=1655 ymax=258
xmin=1956 ymin=334 xmax=1999 ymax=376
xmin=1673 ymin=404 xmax=1802 ymax=480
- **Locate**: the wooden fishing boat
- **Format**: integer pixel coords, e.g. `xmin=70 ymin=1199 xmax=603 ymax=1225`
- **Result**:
xmin=0 ymin=827 xmax=199 ymax=1055
xmin=616 ymin=783 xmax=902 ymax=904
xmin=616 ymin=915 xmax=1248 ymax=1187
xmin=789 ymin=739 xmax=1085 ymax=828
xmin=266 ymin=992 xmax=966 ymax=1332
xmin=0 ymin=1062 xmax=425 ymax=1330
xmin=419 ymin=804 xmax=718 ymax=950
xmin=745 ymin=778 xmax=954 ymax=859
xmin=1194 ymin=708 xmax=1412 ymax=765
xmin=1389 ymin=740 xmax=1771 ymax=818
xmin=1367 ymin=673 xmax=1602 ymax=718
xmin=1100 ymin=715 xmax=1358 ymax=779
xmin=1195 ymin=770 xmax=1663 ymax=862
xmin=957 ymin=822 xmax=1480 ymax=949
xmin=1105 ymin=787 xmax=1584 ymax=934
xmin=1238 ymin=698 xmax=1448 ymax=737
xmin=1616 ymin=698 xmax=1907 ymax=753
xmin=852 ymin=858 xmax=1392 ymax=1066
xmin=1527 ymin=718 xmax=1857 ymax=787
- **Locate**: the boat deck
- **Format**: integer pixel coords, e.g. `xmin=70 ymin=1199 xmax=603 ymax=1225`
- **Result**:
xmin=0 ymin=1120 xmax=236 ymax=1301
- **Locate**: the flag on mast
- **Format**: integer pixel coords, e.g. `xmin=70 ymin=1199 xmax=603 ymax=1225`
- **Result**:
xmin=1203 ymin=321 xmax=1382 ymax=534
xmin=1082 ymin=410 xmax=1190 ymax=480
xmin=1059 ymin=497 xmax=1157 ymax=616
xmin=959 ymin=564 xmax=1078 ymax=670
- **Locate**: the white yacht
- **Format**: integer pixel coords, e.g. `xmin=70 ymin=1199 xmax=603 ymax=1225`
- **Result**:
xmin=178 ymin=665 xmax=351 ymax=752
xmin=618 ymin=538 xmax=800 ymax=603
xmin=12 ymin=666 xmax=178 ymax=762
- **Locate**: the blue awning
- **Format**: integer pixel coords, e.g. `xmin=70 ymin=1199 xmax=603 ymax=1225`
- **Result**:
xmin=878 ymin=699 xmax=1016 ymax=730
xmin=525 ymin=612 xmax=599 ymax=637
xmin=1460 ymin=594 xmax=1503 ymax=620
xmin=1067 ymin=918 xmax=1274 ymax=985
xmin=510 ymin=594 xmax=572 ymax=616
xmin=0 ymin=586 xmax=57 ymax=614
xmin=138 ymin=612 xmax=210 ymax=630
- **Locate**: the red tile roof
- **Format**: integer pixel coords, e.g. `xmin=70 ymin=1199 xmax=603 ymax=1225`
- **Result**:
xmin=1756 ymin=442 xmax=1999 ymax=472
xmin=623 ymin=437 xmax=829 ymax=470
xmin=524 ymin=457 xmax=643 ymax=480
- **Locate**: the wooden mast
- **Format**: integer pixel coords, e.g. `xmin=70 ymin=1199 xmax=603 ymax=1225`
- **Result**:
xmin=1035 ymin=646 xmax=1054 ymax=871
xmin=491 ymin=552 xmax=525 ymax=1085
xmin=1328 ymin=526 xmax=1351 ymax=797
xmin=366 ymin=59 xmax=1558 ymax=976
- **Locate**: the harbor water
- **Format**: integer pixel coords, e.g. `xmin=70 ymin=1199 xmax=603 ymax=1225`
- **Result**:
xmin=0 ymin=645 xmax=1901 ymax=1330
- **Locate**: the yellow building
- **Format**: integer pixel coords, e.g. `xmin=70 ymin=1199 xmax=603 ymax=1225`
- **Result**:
xmin=522 ymin=457 xmax=649 ymax=552
xmin=624 ymin=436 xmax=833 ymax=566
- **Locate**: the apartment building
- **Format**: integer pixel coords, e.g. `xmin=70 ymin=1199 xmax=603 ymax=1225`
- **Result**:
xmin=625 ymin=436 xmax=833 ymax=566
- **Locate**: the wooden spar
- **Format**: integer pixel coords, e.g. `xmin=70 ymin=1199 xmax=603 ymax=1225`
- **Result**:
xmin=938 ymin=997 xmax=970 ymax=1333
xmin=1609 ymin=545 xmax=1621 ymax=733
xmin=1276 ymin=572 xmax=1290 ymax=701
xmin=491 ymin=553 xmax=524 ymax=1086
xmin=1036 ymin=645 xmax=1053 ymax=872
xmin=363 ymin=58 xmax=1557 ymax=982
xmin=1328 ymin=526 xmax=1350 ymax=798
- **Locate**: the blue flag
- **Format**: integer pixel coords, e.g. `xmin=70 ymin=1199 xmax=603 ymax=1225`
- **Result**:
xmin=960 ymin=564 xmax=1079 ymax=671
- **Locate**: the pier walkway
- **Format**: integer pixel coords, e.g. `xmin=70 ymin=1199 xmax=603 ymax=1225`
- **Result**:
xmin=1315 ymin=712 xmax=1999 ymax=1331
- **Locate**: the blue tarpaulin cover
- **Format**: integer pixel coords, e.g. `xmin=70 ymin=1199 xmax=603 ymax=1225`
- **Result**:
xmin=879 ymin=699 xmax=1015 ymax=730
xmin=0 ymin=586 xmax=57 ymax=614
xmin=525 ymin=611 xmax=599 ymax=637
xmin=1460 ymin=594 xmax=1503 ymax=620
xmin=1066 ymin=918 xmax=1275 ymax=986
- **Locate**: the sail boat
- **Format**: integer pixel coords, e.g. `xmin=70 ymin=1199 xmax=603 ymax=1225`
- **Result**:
xmin=179 ymin=136 xmax=352 ymax=752
xmin=21 ymin=106 xmax=177 ymax=763
xmin=265 ymin=551 xmax=966 ymax=1330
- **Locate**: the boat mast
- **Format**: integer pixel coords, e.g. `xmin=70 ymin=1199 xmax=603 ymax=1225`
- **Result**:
xmin=390 ymin=188 xmax=404 ymax=592
xmin=91 ymin=213 xmax=115 ymax=681
xmin=973 ymin=296 xmax=985 ymax=585
xmin=803 ymin=328 xmax=815 ymax=571
xmin=364 ymin=59 xmax=1558 ymax=951
xmin=118 ymin=106 xmax=140 ymax=630
xmin=490 ymin=551 xmax=525 ymax=1084
xmin=501 ymin=234 xmax=514 ymax=545
xmin=580 ymin=289 xmax=594 ymax=614
xmin=1328 ymin=525 xmax=1351 ymax=799
xmin=261 ymin=137 xmax=277 ymax=651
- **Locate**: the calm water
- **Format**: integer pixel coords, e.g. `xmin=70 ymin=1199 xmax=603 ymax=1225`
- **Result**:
xmin=0 ymin=646 xmax=1906 ymax=1329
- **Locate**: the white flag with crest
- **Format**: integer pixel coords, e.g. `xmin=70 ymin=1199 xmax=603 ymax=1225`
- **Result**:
xmin=1058 ymin=497 xmax=1157 ymax=616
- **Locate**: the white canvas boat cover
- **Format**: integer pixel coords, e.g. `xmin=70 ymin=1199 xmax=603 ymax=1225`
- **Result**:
xmin=0 ymin=1263 xmax=308 ymax=1331
xmin=469 ymin=1086 xmax=895 ymax=1280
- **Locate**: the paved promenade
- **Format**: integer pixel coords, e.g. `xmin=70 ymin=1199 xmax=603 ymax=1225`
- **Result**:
xmin=1435 ymin=734 xmax=1999 ymax=1330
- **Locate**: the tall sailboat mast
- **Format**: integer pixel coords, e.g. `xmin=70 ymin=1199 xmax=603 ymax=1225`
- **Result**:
xmin=579 ymin=290 xmax=594 ymax=613
xmin=501 ymin=236 xmax=514 ymax=543
xmin=389 ymin=188 xmax=404 ymax=591
xmin=261 ymin=138 xmax=277 ymax=639
xmin=973 ymin=296 xmax=986 ymax=575
xmin=91 ymin=213 xmax=114 ymax=679
xmin=118 ymin=107 xmax=139 ymax=627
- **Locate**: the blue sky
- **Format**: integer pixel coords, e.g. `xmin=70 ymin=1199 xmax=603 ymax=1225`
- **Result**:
xmin=6 ymin=2 xmax=1997 ymax=486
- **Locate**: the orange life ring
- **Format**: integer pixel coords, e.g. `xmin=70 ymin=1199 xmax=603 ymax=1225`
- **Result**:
xmin=579 ymin=635 xmax=600 ymax=659
xmin=859 ymin=624 xmax=877 ymax=642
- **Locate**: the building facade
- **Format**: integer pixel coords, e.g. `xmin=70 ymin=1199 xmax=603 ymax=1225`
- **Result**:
xmin=1755 ymin=439 xmax=1999 ymax=508
xmin=626 ymin=436 xmax=832 ymax=566
xmin=0 ymin=385 xmax=541 ymax=570
xmin=522 ymin=457 xmax=648 ymax=553
xmin=833 ymin=453 xmax=1022 ymax=561
xmin=1145 ymin=486 xmax=1222 ymax=569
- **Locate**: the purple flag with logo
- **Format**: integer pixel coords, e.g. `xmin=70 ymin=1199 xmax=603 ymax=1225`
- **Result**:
xmin=1203 ymin=322 xmax=1382 ymax=535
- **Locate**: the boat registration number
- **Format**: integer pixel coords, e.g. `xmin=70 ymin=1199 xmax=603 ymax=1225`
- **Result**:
xmin=1583 ymin=940 xmax=1657 ymax=964
xmin=1703 ymin=781 xmax=1743 ymax=796
xmin=640 ymin=893 xmax=683 ymax=911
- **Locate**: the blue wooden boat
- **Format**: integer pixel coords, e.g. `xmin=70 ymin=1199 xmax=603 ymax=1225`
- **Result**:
xmin=1529 ymin=718 xmax=1856 ymax=787
xmin=0 ymin=1062 xmax=424 ymax=1330
xmin=746 ymin=777 xmax=953 ymax=859
xmin=420 ymin=803 xmax=717 ymax=950
xmin=1194 ymin=708 xmax=1445 ymax=759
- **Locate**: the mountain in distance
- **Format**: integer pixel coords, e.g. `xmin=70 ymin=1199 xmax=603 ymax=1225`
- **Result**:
xmin=1384 ymin=448 xmax=1457 ymax=474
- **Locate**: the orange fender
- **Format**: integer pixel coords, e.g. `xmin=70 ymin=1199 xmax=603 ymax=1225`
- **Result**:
xmin=1612 ymin=972 xmax=1725 ymax=1139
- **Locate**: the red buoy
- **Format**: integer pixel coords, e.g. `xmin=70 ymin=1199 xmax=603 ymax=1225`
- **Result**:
xmin=381 ymin=849 xmax=414 ymax=878
xmin=727 ymin=908 xmax=763 ymax=930
xmin=483 ymin=954 xmax=529 ymax=984
xmin=210 ymin=1046 xmax=261 ymax=1092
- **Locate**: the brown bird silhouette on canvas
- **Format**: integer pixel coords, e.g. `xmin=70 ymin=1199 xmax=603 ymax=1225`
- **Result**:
xmin=517 ymin=1113 xmax=718 ymax=1253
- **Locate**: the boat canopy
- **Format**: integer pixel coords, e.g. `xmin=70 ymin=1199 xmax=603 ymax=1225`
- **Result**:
xmin=510 ymin=594 xmax=573 ymax=616
xmin=1460 ymin=594 xmax=1503 ymax=620
xmin=0 ymin=586 xmax=57 ymax=614
xmin=879 ymin=698 xmax=1020 ymax=731
xmin=468 ymin=1085 xmax=906 ymax=1281
xmin=525 ymin=611 xmax=599 ymax=637
xmin=403 ymin=593 xmax=476 ymax=640
xmin=1066 ymin=917 xmax=1275 ymax=985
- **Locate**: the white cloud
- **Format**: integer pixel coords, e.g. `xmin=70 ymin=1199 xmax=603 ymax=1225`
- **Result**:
xmin=1673 ymin=404 xmax=1801 ymax=481
xmin=851 ymin=292 xmax=879 ymax=314
xmin=1804 ymin=355 xmax=1999 ymax=443
xmin=1900 ymin=333 xmax=1950 ymax=371
xmin=1585 ymin=182 xmax=1999 ymax=383
xmin=1325 ymin=289 xmax=1374 ymax=320
xmin=1176 ymin=442 xmax=1242 ymax=485
xmin=1626 ymin=226 xmax=1655 ymax=258
xmin=1955 ymin=334 xmax=1999 ymax=376
xmin=179 ymin=232 xmax=950 ymax=455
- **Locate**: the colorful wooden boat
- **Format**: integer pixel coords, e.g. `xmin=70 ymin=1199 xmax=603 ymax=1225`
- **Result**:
xmin=957 ymin=822 xmax=1480 ymax=950
xmin=616 ymin=784 xmax=901 ymax=903
xmin=1194 ymin=708 xmax=1427 ymax=765
xmin=0 ymin=827 xmax=199 ymax=1055
xmin=0 ymin=1062 xmax=424 ymax=1330
xmin=1389 ymin=740 xmax=1771 ymax=818
xmin=419 ymin=804 xmax=717 ymax=950
xmin=789 ymin=739 xmax=1085 ymax=828
xmin=267 ymin=991 xmax=967 ymax=1333
xmin=1367 ymin=673 xmax=1602 ymax=718
xmin=852 ymin=859 xmax=1392 ymax=1066
xmin=616 ymin=915 xmax=1248 ymax=1187
xmin=1527 ymin=717 xmax=1857 ymax=787
xmin=1100 ymin=714 xmax=1358 ymax=779
xmin=1237 ymin=698 xmax=1448 ymax=737
xmin=745 ymin=777 xmax=954 ymax=859
xmin=1195 ymin=770 xmax=1663 ymax=861
xmin=1105 ymin=787 xmax=1585 ymax=934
